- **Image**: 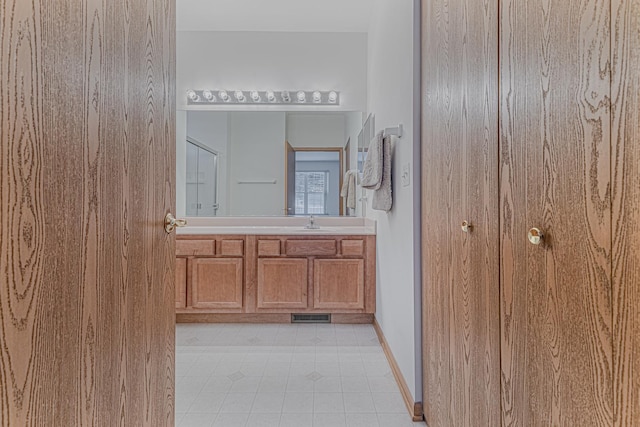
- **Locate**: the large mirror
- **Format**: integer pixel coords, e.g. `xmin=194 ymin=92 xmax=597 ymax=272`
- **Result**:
xmin=176 ymin=19 xmax=370 ymax=217
xmin=180 ymin=111 xmax=363 ymax=217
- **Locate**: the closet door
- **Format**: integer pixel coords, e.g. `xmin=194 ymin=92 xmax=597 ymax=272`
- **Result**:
xmin=421 ymin=0 xmax=500 ymax=425
xmin=499 ymin=0 xmax=613 ymax=425
xmin=612 ymin=0 xmax=640 ymax=424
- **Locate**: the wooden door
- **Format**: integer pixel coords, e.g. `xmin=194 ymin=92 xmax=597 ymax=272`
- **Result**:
xmin=257 ymin=258 xmax=309 ymax=309
xmin=421 ymin=0 xmax=500 ymax=424
xmin=285 ymin=142 xmax=296 ymax=215
xmin=0 ymin=1 xmax=175 ymax=425
xmin=612 ymin=0 xmax=640 ymax=424
xmin=499 ymin=0 xmax=613 ymax=424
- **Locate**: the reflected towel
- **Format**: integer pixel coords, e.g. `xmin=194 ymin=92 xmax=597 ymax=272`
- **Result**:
xmin=341 ymin=170 xmax=357 ymax=210
xmin=361 ymin=131 xmax=392 ymax=212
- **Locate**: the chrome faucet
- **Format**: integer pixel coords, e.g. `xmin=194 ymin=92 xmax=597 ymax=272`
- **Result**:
xmin=305 ymin=215 xmax=320 ymax=230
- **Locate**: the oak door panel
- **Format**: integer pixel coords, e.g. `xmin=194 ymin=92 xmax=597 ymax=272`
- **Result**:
xmin=0 ymin=0 xmax=175 ymax=425
xmin=192 ymin=258 xmax=244 ymax=309
xmin=421 ymin=0 xmax=500 ymax=425
xmin=313 ymin=259 xmax=364 ymax=310
xmin=176 ymin=258 xmax=187 ymax=309
xmin=257 ymin=259 xmax=308 ymax=309
xmin=499 ymin=0 xmax=613 ymax=424
xmin=612 ymin=0 xmax=640 ymax=424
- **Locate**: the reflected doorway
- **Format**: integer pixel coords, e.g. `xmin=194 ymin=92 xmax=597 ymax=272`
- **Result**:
xmin=284 ymin=147 xmax=344 ymax=216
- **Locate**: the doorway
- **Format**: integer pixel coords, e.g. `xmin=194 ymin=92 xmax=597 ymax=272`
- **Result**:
xmin=284 ymin=147 xmax=344 ymax=216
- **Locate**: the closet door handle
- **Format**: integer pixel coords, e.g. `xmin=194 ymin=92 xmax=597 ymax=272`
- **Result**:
xmin=528 ymin=227 xmax=544 ymax=245
xmin=461 ymin=220 xmax=472 ymax=233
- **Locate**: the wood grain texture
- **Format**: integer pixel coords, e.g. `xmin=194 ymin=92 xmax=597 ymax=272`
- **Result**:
xmin=341 ymin=239 xmax=365 ymax=256
xmin=421 ymin=0 xmax=500 ymax=425
xmin=176 ymin=258 xmax=187 ymax=309
xmin=191 ymin=258 xmax=244 ymax=310
xmin=257 ymin=258 xmax=309 ymax=309
xmin=176 ymin=239 xmax=215 ymax=256
xmin=0 ymin=0 xmax=175 ymax=425
xmin=313 ymin=259 xmax=364 ymax=310
xmin=285 ymin=239 xmax=337 ymax=256
xmin=258 ymin=240 xmax=281 ymax=257
xmin=499 ymin=0 xmax=613 ymax=425
xmin=219 ymin=239 xmax=244 ymax=257
xmin=611 ymin=0 xmax=640 ymax=424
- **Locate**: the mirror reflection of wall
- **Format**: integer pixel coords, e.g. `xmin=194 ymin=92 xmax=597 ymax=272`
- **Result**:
xmin=180 ymin=111 xmax=362 ymax=217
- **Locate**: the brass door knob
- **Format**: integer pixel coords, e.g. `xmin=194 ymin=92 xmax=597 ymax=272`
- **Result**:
xmin=461 ymin=221 xmax=472 ymax=233
xmin=164 ymin=213 xmax=187 ymax=233
xmin=528 ymin=227 xmax=544 ymax=245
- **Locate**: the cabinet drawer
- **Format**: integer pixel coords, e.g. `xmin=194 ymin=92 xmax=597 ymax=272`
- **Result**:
xmin=286 ymin=240 xmax=337 ymax=256
xmin=341 ymin=240 xmax=364 ymax=256
xmin=258 ymin=240 xmax=281 ymax=256
xmin=176 ymin=239 xmax=216 ymax=256
xmin=220 ymin=239 xmax=244 ymax=256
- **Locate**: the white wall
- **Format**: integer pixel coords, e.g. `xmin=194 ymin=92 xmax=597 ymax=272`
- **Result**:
xmin=227 ymin=112 xmax=286 ymax=216
xmin=186 ymin=112 xmax=229 ymax=215
xmin=177 ymin=31 xmax=368 ymax=112
xmin=366 ymin=0 xmax=422 ymax=403
xmin=286 ymin=113 xmax=346 ymax=148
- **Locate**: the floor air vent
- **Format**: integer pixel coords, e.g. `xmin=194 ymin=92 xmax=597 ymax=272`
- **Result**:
xmin=292 ymin=314 xmax=331 ymax=324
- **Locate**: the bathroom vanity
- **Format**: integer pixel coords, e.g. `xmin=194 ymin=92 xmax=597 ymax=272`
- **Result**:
xmin=175 ymin=218 xmax=376 ymax=324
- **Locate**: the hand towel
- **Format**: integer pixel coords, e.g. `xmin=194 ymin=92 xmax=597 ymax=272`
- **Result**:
xmin=371 ymin=135 xmax=392 ymax=212
xmin=341 ymin=170 xmax=357 ymax=210
xmin=361 ymin=131 xmax=384 ymax=190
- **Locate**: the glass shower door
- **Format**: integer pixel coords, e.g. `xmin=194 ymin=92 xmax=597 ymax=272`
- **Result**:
xmin=185 ymin=140 xmax=219 ymax=217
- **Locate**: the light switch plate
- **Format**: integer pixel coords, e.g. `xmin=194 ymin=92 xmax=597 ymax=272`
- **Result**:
xmin=401 ymin=163 xmax=411 ymax=187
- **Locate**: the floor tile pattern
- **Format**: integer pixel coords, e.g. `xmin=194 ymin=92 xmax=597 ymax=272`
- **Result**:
xmin=176 ymin=323 xmax=426 ymax=427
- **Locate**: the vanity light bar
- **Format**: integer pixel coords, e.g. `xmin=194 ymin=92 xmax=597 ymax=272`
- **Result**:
xmin=187 ymin=90 xmax=340 ymax=106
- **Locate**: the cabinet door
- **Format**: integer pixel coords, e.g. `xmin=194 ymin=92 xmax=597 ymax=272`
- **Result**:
xmin=499 ymin=0 xmax=612 ymax=424
xmin=191 ymin=258 xmax=243 ymax=309
xmin=257 ymin=259 xmax=308 ymax=309
xmin=421 ymin=0 xmax=500 ymax=425
xmin=176 ymin=258 xmax=187 ymax=309
xmin=313 ymin=259 xmax=364 ymax=310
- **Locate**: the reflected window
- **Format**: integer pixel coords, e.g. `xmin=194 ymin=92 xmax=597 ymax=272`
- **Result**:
xmin=295 ymin=171 xmax=329 ymax=215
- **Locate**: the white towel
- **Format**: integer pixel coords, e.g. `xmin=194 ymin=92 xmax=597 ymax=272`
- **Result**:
xmin=341 ymin=170 xmax=357 ymax=210
xmin=361 ymin=131 xmax=392 ymax=212
xmin=361 ymin=131 xmax=384 ymax=190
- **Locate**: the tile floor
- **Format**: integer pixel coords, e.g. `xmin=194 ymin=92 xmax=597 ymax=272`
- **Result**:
xmin=176 ymin=323 xmax=426 ymax=427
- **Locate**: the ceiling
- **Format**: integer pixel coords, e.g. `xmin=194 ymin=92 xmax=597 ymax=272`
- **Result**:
xmin=177 ymin=0 xmax=376 ymax=32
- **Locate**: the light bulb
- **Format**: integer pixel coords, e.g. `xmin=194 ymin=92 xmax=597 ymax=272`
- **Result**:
xmin=202 ymin=90 xmax=216 ymax=102
xmin=266 ymin=91 xmax=276 ymax=102
xmin=187 ymin=90 xmax=199 ymax=102
xmin=328 ymin=91 xmax=338 ymax=104
xmin=219 ymin=90 xmax=230 ymax=102
xmin=250 ymin=91 xmax=261 ymax=102
xmin=281 ymin=91 xmax=291 ymax=102
xmin=312 ymin=91 xmax=322 ymax=103
xmin=297 ymin=91 xmax=307 ymax=103
xmin=235 ymin=91 xmax=246 ymax=102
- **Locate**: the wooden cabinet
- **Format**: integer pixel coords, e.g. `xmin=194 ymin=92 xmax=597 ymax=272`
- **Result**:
xmin=175 ymin=258 xmax=187 ymax=309
xmin=257 ymin=259 xmax=308 ymax=309
xmin=313 ymin=259 xmax=364 ymax=310
xmin=191 ymin=258 xmax=243 ymax=310
xmin=176 ymin=234 xmax=376 ymax=322
xmin=422 ymin=0 xmax=639 ymax=424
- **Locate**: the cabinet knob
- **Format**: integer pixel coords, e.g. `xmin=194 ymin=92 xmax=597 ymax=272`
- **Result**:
xmin=528 ymin=227 xmax=544 ymax=245
xmin=165 ymin=213 xmax=187 ymax=233
xmin=461 ymin=220 xmax=472 ymax=233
